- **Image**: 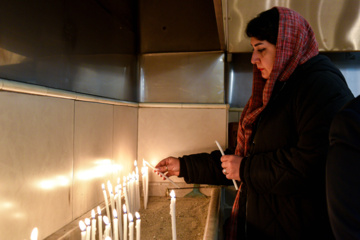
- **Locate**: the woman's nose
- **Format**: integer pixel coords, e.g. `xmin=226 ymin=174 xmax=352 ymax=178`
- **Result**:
xmin=251 ymin=52 xmax=259 ymax=64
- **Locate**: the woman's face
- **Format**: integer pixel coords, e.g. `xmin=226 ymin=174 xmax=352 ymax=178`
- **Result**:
xmin=250 ymin=37 xmax=276 ymax=79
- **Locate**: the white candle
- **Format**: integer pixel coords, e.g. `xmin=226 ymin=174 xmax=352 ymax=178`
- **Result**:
xmin=170 ymin=190 xmax=177 ymax=240
xmin=85 ymin=218 xmax=91 ymax=240
xmin=115 ymin=185 xmax=123 ymax=240
xmin=108 ymin=180 xmax=115 ymax=218
xmin=135 ymin=212 xmax=141 ymax=240
xmin=97 ymin=206 xmax=103 ymax=240
xmin=103 ymin=216 xmax=111 ymax=238
xmin=91 ymin=209 xmax=96 ymax=240
xmin=30 ymin=227 xmax=38 ymax=240
xmin=134 ymin=160 xmax=140 ymax=211
xmin=143 ymin=159 xmax=180 ymax=188
xmin=141 ymin=163 xmax=149 ymax=209
xmin=215 ymin=140 xmax=239 ymax=190
xmin=123 ymin=204 xmax=128 ymax=240
xmin=102 ymin=183 xmax=111 ymax=221
xmin=135 ymin=173 xmax=140 ymax=212
xmin=128 ymin=213 xmax=134 ymax=240
xmin=113 ymin=209 xmax=119 ymax=240
xmin=123 ymin=184 xmax=130 ymax=215
xmin=79 ymin=221 xmax=86 ymax=240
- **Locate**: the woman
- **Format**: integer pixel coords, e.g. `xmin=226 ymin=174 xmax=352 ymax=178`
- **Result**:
xmin=155 ymin=7 xmax=354 ymax=239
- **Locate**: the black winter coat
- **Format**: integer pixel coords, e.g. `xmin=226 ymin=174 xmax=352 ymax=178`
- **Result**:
xmin=178 ymin=54 xmax=354 ymax=240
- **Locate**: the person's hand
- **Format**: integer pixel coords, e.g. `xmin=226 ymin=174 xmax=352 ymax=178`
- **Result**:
xmin=220 ymin=155 xmax=243 ymax=181
xmin=155 ymin=157 xmax=180 ymax=179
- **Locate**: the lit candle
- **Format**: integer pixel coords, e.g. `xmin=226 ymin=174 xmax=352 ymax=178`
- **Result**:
xmin=115 ymin=185 xmax=123 ymax=240
xmin=113 ymin=209 xmax=119 ymax=240
xmin=128 ymin=213 xmax=134 ymax=240
xmin=102 ymin=183 xmax=111 ymax=221
xmin=97 ymin=206 xmax=103 ymax=240
xmin=141 ymin=162 xmax=149 ymax=209
xmin=170 ymin=190 xmax=177 ymax=240
xmin=135 ymin=212 xmax=141 ymax=240
xmin=91 ymin=209 xmax=96 ymax=240
xmin=85 ymin=218 xmax=91 ymax=240
xmin=79 ymin=220 xmax=86 ymax=240
xmin=134 ymin=160 xmax=140 ymax=212
xmin=108 ymin=180 xmax=115 ymax=218
xmin=30 ymin=227 xmax=38 ymax=240
xmin=123 ymin=204 xmax=128 ymax=240
xmin=129 ymin=174 xmax=134 ymax=213
xmin=123 ymin=184 xmax=130 ymax=215
xmin=103 ymin=216 xmax=111 ymax=238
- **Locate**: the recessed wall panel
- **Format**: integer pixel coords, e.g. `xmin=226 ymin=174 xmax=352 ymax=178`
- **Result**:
xmin=0 ymin=92 xmax=74 ymax=239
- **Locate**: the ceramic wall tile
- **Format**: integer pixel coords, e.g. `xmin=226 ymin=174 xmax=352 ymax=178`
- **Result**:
xmin=0 ymin=92 xmax=74 ymax=239
xmin=113 ymin=105 xmax=138 ymax=184
xmin=72 ymin=101 xmax=114 ymax=218
xmin=138 ymin=105 xmax=227 ymax=184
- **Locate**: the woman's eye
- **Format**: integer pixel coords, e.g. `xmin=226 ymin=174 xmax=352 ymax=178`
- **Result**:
xmin=258 ymin=48 xmax=265 ymax=53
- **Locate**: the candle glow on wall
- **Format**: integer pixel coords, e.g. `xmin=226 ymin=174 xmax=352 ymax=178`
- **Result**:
xmin=76 ymin=159 xmax=123 ymax=180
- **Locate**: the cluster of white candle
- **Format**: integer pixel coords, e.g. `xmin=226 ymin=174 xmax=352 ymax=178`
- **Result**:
xmin=78 ymin=205 xmax=141 ymax=240
xmin=78 ymin=159 xmax=149 ymax=240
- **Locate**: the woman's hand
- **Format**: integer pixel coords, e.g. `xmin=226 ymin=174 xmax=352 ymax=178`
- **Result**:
xmin=155 ymin=157 xmax=180 ymax=179
xmin=220 ymin=155 xmax=243 ymax=181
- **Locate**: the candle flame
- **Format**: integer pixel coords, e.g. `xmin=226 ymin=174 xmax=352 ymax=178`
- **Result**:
xmin=105 ymin=237 xmax=111 ymax=240
xmin=97 ymin=206 xmax=101 ymax=215
xmin=30 ymin=227 xmax=38 ymax=240
xmin=134 ymin=160 xmax=137 ymax=167
xmin=103 ymin=216 xmax=110 ymax=225
xmin=113 ymin=209 xmax=118 ymax=218
xmin=170 ymin=190 xmax=176 ymax=198
xmin=135 ymin=212 xmax=140 ymax=219
xmin=102 ymin=183 xmax=105 ymax=190
xmin=85 ymin=218 xmax=91 ymax=226
xmin=128 ymin=213 xmax=133 ymax=222
xmin=91 ymin=209 xmax=95 ymax=218
xmin=79 ymin=221 xmax=86 ymax=231
xmin=123 ymin=204 xmax=127 ymax=213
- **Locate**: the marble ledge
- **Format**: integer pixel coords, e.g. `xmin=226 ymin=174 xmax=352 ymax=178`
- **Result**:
xmin=0 ymin=78 xmax=139 ymax=108
xmin=139 ymin=102 xmax=229 ymax=109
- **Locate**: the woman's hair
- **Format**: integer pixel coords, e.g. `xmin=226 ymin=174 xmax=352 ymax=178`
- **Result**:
xmin=246 ymin=7 xmax=279 ymax=45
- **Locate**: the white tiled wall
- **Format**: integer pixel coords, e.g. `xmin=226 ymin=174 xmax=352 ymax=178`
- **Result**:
xmin=0 ymin=91 xmax=138 ymax=239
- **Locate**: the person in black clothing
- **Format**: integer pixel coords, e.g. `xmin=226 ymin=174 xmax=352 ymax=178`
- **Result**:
xmin=155 ymin=7 xmax=354 ymax=239
xmin=326 ymin=95 xmax=360 ymax=240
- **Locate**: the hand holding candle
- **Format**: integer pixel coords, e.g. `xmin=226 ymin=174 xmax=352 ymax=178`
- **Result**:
xmin=215 ymin=140 xmax=239 ymax=190
xmin=143 ymin=159 xmax=180 ymax=188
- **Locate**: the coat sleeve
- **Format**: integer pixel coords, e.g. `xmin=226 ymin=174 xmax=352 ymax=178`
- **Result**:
xmin=243 ymin=70 xmax=354 ymax=195
xmin=178 ymin=148 xmax=234 ymax=186
xmin=326 ymin=96 xmax=360 ymax=239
